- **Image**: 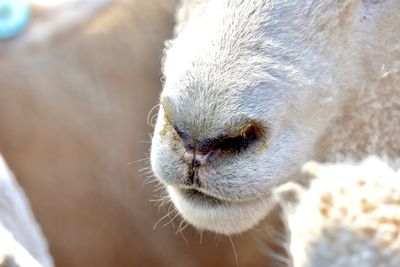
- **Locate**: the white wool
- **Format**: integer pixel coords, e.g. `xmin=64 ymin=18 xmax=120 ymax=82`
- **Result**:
xmin=0 ymin=155 xmax=53 ymax=267
xmin=278 ymin=158 xmax=400 ymax=267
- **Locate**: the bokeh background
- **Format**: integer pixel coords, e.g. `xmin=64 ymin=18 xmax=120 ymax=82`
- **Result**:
xmin=0 ymin=1 xmax=284 ymax=266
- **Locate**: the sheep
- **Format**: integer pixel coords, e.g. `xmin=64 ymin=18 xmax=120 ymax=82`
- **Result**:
xmin=150 ymin=0 xmax=400 ymax=258
xmin=275 ymin=157 xmax=400 ymax=267
xmin=0 ymin=155 xmax=53 ymax=267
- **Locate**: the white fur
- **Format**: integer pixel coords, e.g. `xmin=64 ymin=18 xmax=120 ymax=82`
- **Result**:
xmin=151 ymin=0 xmax=400 ymax=235
xmin=0 ymin=155 xmax=53 ymax=267
xmin=279 ymin=158 xmax=400 ymax=267
xmin=167 ymin=185 xmax=273 ymax=234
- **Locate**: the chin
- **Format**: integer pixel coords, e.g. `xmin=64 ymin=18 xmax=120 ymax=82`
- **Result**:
xmin=167 ymin=185 xmax=273 ymax=235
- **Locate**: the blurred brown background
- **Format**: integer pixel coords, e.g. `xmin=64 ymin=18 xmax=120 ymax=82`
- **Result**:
xmin=0 ymin=1 xmax=281 ymax=266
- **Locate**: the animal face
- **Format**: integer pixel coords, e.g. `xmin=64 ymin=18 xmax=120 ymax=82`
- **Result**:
xmin=151 ymin=0 xmax=347 ymax=234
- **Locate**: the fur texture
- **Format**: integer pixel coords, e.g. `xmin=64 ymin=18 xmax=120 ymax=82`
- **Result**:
xmin=277 ymin=158 xmax=400 ymax=267
xmin=0 ymin=155 xmax=53 ymax=267
xmin=151 ymin=0 xmax=400 ymax=235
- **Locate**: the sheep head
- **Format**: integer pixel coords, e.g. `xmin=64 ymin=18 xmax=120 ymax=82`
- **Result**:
xmin=150 ymin=0 xmax=365 ymax=234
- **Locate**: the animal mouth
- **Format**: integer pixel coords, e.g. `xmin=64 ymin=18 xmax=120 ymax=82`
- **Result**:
xmin=176 ymin=184 xmax=271 ymax=207
xmin=178 ymin=188 xmax=226 ymax=206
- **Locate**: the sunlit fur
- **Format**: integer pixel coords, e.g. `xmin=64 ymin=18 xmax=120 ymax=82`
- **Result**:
xmin=151 ymin=0 xmax=400 ymax=235
xmin=277 ymin=158 xmax=400 ymax=267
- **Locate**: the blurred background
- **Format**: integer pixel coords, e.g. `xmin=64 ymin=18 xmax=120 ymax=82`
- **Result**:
xmin=0 ymin=1 xmax=284 ymax=266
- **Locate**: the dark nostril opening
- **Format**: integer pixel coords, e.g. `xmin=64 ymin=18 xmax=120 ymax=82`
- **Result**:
xmin=174 ymin=122 xmax=265 ymax=164
xmin=200 ymin=124 xmax=264 ymax=154
xmin=184 ymin=142 xmax=195 ymax=151
xmin=173 ymin=126 xmax=195 ymax=151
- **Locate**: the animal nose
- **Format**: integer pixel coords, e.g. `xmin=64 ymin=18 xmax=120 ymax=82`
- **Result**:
xmin=175 ymin=123 xmax=265 ymax=167
xmin=183 ymin=149 xmax=219 ymax=167
xmin=180 ymin=135 xmax=220 ymax=167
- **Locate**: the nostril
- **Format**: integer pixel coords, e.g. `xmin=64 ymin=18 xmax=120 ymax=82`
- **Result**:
xmin=201 ymin=124 xmax=265 ymax=154
xmin=173 ymin=122 xmax=265 ymax=164
xmin=183 ymin=142 xmax=195 ymax=151
xmin=173 ymin=126 xmax=194 ymax=150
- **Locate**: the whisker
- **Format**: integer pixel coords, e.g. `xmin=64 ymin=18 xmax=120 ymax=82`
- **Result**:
xmin=149 ymin=197 xmax=167 ymax=204
xmin=153 ymin=208 xmax=175 ymax=230
xmin=167 ymin=202 xmax=177 ymax=229
xmin=147 ymin=104 xmax=160 ymax=127
xmin=138 ymin=166 xmax=151 ymax=173
xmin=128 ymin=157 xmax=149 ymax=165
xmin=178 ymin=228 xmax=189 ymax=245
xmin=143 ymin=179 xmax=160 ymax=187
xmin=153 ymin=186 xmax=167 ymax=193
xmin=199 ymin=230 xmax=204 ymax=244
xmin=228 ymin=235 xmax=238 ymax=266
xmin=156 ymin=198 xmax=173 ymax=217
xmin=162 ymin=210 xmax=180 ymax=228
xmin=139 ymin=172 xmax=155 ymax=180
xmin=176 ymin=219 xmax=190 ymax=234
